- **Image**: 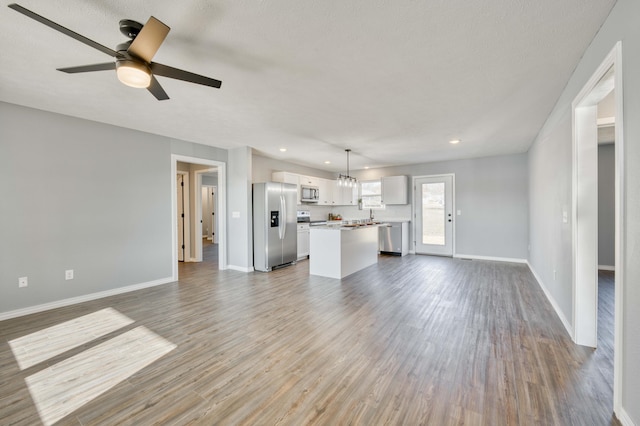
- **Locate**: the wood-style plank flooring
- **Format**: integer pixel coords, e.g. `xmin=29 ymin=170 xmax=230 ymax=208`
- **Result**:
xmin=0 ymin=243 xmax=620 ymax=425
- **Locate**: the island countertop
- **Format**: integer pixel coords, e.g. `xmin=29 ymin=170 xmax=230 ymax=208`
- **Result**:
xmin=310 ymin=222 xmax=388 ymax=231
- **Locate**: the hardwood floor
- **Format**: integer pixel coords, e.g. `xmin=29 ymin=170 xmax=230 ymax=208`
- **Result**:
xmin=0 ymin=246 xmax=619 ymax=425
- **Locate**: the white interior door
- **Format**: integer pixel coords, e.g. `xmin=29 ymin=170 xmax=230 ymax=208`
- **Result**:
xmin=211 ymin=187 xmax=217 ymax=243
xmin=177 ymin=174 xmax=185 ymax=262
xmin=414 ymin=175 xmax=454 ymax=256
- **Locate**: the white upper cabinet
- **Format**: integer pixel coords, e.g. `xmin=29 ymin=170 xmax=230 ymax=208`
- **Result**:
xmin=381 ymin=175 xmax=409 ymax=205
xmin=272 ymin=172 xmax=358 ymax=206
xmin=272 ymin=172 xmax=301 ymax=204
xmin=317 ymin=179 xmax=332 ymax=206
xmin=299 ymin=175 xmax=320 ymax=187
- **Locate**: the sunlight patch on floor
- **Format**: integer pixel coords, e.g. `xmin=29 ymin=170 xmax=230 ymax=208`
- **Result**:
xmin=25 ymin=325 xmax=176 ymax=426
xmin=8 ymin=307 xmax=134 ymax=370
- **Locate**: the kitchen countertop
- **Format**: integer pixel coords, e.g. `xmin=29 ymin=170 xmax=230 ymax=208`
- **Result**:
xmin=310 ymin=222 xmax=388 ymax=231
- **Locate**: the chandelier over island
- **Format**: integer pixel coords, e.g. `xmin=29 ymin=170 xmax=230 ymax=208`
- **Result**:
xmin=337 ymin=149 xmax=357 ymax=187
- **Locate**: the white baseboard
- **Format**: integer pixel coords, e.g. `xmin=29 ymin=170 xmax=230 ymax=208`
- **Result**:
xmin=453 ymin=254 xmax=527 ymax=264
xmin=618 ymin=407 xmax=636 ymax=426
xmin=0 ymin=276 xmax=174 ymax=322
xmin=526 ymin=261 xmax=574 ymax=340
xmin=227 ymin=265 xmax=254 ymax=272
xmin=598 ymin=265 xmax=615 ymax=271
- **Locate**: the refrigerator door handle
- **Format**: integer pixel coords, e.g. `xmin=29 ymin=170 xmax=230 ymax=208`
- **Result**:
xmin=278 ymin=195 xmax=282 ymax=239
xmin=280 ymin=194 xmax=286 ymax=240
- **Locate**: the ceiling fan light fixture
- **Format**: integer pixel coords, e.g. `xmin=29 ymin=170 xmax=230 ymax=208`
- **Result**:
xmin=116 ymin=60 xmax=151 ymax=88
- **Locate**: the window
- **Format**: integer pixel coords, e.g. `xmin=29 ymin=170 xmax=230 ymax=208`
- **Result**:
xmin=360 ymin=180 xmax=385 ymax=209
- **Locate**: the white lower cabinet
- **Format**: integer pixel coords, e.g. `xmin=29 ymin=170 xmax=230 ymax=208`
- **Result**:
xmin=297 ymin=224 xmax=310 ymax=259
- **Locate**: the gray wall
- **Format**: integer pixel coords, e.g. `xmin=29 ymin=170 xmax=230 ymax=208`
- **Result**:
xmin=598 ymin=144 xmax=615 ymax=268
xmin=355 ymin=153 xmax=529 ymax=260
xmin=227 ymin=147 xmax=253 ymax=270
xmin=0 ymin=101 xmax=226 ymax=315
xmin=528 ymin=0 xmax=640 ymax=418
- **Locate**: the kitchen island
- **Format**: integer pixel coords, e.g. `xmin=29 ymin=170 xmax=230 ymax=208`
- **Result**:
xmin=309 ymin=224 xmax=381 ymax=279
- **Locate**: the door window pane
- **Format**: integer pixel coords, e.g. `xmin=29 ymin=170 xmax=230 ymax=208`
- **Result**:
xmin=422 ymin=183 xmax=445 ymax=245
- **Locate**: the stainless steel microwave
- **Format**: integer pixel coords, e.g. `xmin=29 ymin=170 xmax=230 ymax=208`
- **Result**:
xmin=300 ymin=185 xmax=319 ymax=203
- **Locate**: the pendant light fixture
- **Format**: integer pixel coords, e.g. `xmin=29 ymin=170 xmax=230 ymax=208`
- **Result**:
xmin=337 ymin=149 xmax=357 ymax=188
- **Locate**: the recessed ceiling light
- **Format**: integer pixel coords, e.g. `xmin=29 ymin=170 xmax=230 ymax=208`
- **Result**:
xmin=449 ymin=139 xmax=461 ymax=145
xmin=364 ymin=166 xmax=370 ymax=169
xmin=279 ymin=148 xmax=287 ymax=152
xmin=324 ymin=161 xmax=331 ymax=164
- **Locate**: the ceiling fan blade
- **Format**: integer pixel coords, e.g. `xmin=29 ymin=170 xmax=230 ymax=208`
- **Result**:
xmin=57 ymin=62 xmax=116 ymax=74
xmin=147 ymin=75 xmax=169 ymax=100
xmin=8 ymin=3 xmax=119 ymax=58
xmin=150 ymin=62 xmax=222 ymax=89
xmin=127 ymin=16 xmax=170 ymax=63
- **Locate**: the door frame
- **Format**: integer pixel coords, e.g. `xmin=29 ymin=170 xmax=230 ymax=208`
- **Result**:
xmin=412 ymin=173 xmax=456 ymax=256
xmin=571 ymin=41 xmax=624 ymax=413
xmin=194 ymin=169 xmax=217 ymax=262
xmin=201 ymin=184 xmax=216 ymax=242
xmin=171 ymin=155 xmax=227 ymax=278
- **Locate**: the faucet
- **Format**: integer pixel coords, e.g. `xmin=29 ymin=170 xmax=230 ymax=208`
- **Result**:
xmin=369 ymin=209 xmax=374 ymax=221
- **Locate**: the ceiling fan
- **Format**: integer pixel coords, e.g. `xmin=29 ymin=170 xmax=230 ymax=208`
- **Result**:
xmin=8 ymin=3 xmax=222 ymax=100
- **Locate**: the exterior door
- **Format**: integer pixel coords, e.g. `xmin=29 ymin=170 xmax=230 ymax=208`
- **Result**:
xmin=414 ymin=175 xmax=454 ymax=256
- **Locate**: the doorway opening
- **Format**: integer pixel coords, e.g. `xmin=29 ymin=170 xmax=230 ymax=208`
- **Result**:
xmin=571 ymin=41 xmax=624 ymax=414
xmin=171 ymin=155 xmax=227 ymax=280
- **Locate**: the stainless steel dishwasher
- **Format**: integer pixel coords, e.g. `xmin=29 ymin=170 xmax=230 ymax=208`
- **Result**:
xmin=379 ymin=222 xmax=408 ymax=255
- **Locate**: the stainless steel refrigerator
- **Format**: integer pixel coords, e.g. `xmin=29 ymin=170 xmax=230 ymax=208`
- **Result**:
xmin=253 ymin=182 xmax=298 ymax=271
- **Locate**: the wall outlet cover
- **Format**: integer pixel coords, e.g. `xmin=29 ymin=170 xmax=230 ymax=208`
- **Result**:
xmin=65 ymin=270 xmax=74 ymax=280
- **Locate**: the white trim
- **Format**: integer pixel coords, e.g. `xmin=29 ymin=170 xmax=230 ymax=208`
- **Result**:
xmin=527 ymin=261 xmax=574 ymax=340
xmin=598 ymin=265 xmax=615 ymax=271
xmin=571 ymin=41 xmax=625 ymax=416
xmin=227 ymin=265 xmax=254 ymax=273
xmin=618 ymin=408 xmax=636 ymax=426
xmin=454 ymin=254 xmax=527 ymax=264
xmin=612 ymin=41 xmax=625 ymax=416
xmin=194 ymin=169 xmax=218 ymax=262
xmin=0 ymin=277 xmax=174 ymax=321
xmin=171 ymin=155 xmax=227 ymax=280
xmin=597 ymin=117 xmax=615 ymax=127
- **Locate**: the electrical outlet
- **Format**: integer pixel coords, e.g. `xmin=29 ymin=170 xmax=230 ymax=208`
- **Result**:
xmin=65 ymin=269 xmax=74 ymax=280
xmin=18 ymin=277 xmax=28 ymax=288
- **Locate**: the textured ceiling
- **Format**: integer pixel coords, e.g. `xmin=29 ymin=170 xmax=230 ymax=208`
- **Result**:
xmin=0 ymin=0 xmax=616 ymax=171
